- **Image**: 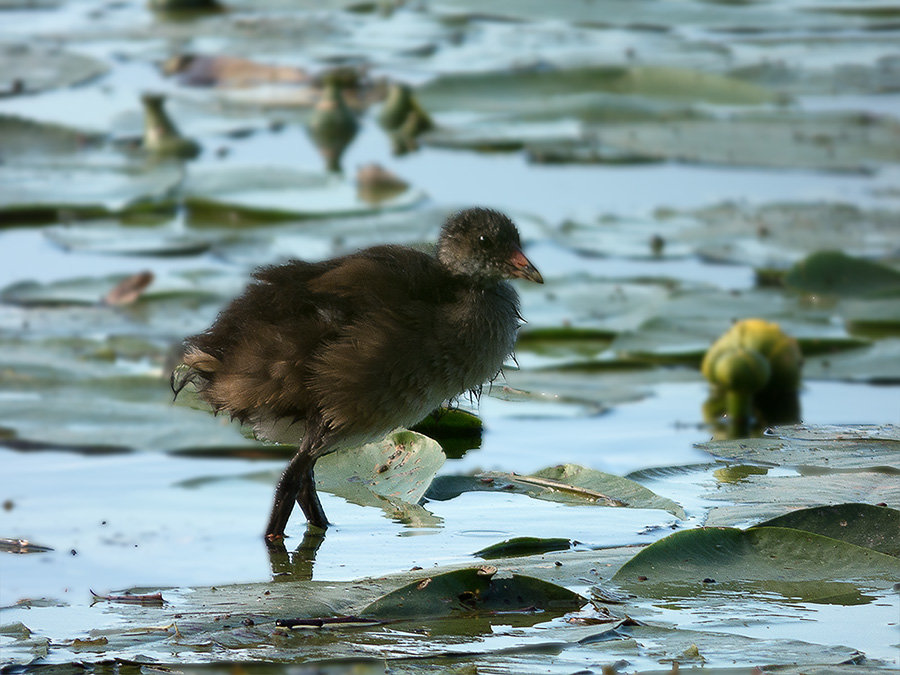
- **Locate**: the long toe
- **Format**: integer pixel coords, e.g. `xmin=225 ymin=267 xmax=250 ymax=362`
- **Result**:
xmin=297 ymin=483 xmax=329 ymax=530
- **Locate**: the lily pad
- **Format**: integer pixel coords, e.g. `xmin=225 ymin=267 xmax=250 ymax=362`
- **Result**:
xmin=410 ymin=407 xmax=482 ymax=438
xmin=0 ymin=44 xmax=107 ymax=95
xmin=785 ymin=250 xmax=900 ymax=298
xmin=698 ymin=424 xmax=900 ymax=470
xmin=758 ymin=504 xmax=900 ymax=557
xmin=184 ymin=165 xmax=425 ymax=223
xmin=418 ymin=66 xmax=780 ymax=117
xmin=0 ymin=161 xmax=183 ymax=222
xmin=316 ymin=429 xmax=445 ymax=507
xmin=0 ymin=114 xmax=103 ymax=157
xmin=44 ymin=222 xmax=214 ymax=257
xmin=705 ymin=471 xmax=900 ymax=528
xmin=474 ymin=536 xmax=573 ymax=560
xmin=360 ymin=567 xmax=585 ymax=619
xmin=807 ymin=339 xmax=900 ymax=383
xmin=0 ymin=272 xmax=223 ymax=307
xmin=426 ymin=463 xmax=686 ymax=519
xmin=612 ymin=526 xmax=900 ymax=588
xmin=571 ymin=112 xmax=900 ymax=172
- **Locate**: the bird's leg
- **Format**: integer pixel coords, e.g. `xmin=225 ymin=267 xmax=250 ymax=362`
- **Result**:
xmin=265 ymin=431 xmax=329 ymax=542
xmin=296 ymin=461 xmax=328 ymax=530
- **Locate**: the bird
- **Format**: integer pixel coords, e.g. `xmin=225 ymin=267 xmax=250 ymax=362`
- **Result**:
xmin=171 ymin=207 xmax=543 ymax=541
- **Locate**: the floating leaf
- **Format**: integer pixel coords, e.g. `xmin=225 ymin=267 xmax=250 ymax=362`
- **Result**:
xmin=427 ymin=463 xmax=685 ymax=519
xmin=705 ymin=471 xmax=900 ymax=528
xmin=360 ymin=567 xmax=585 ymax=619
xmin=316 ymin=429 xmax=445 ymax=507
xmin=184 ymin=165 xmax=425 ymax=223
xmin=474 ymin=537 xmax=573 ymax=560
xmin=713 ymin=465 xmax=769 ymax=483
xmin=410 ymin=407 xmax=482 ymax=438
xmin=613 ymin=526 xmax=900 ymax=589
xmin=758 ymin=503 xmax=900 ymax=557
xmin=419 ymin=66 xmax=779 ymax=117
xmin=785 ymin=251 xmax=900 ymax=297
xmin=44 ymin=223 xmax=213 ymax=257
xmin=577 ymin=113 xmax=900 ymax=172
xmin=0 ymin=44 xmax=107 ymax=95
xmin=699 ymin=425 xmax=900 ymax=470
xmin=0 ymin=157 xmax=184 ymax=223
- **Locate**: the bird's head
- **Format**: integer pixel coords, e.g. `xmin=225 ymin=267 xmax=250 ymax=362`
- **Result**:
xmin=437 ymin=207 xmax=544 ymax=285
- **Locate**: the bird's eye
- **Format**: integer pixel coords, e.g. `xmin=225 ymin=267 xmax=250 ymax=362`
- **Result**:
xmin=478 ymin=234 xmax=492 ymax=248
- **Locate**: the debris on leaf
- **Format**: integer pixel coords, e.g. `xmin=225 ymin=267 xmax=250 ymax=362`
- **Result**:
xmin=102 ymin=270 xmax=154 ymax=306
xmin=90 ymin=590 xmax=165 ymax=606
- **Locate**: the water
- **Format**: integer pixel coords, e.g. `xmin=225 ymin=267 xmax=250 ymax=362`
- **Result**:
xmin=1 ymin=0 xmax=899 ymax=669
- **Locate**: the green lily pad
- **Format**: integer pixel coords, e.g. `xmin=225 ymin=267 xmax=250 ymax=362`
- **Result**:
xmin=0 ymin=114 xmax=104 ymax=157
xmin=758 ymin=504 xmax=900 ymax=557
xmin=184 ymin=165 xmax=425 ymax=223
xmin=698 ymin=424 xmax=900 ymax=470
xmin=316 ymin=429 xmax=445 ymax=507
xmin=0 ymin=161 xmax=183 ymax=223
xmin=704 ymin=470 xmax=900 ymax=528
xmin=44 ymin=223 xmax=214 ymax=257
xmin=432 ymin=0 xmax=861 ymax=31
xmin=419 ymin=66 xmax=779 ymax=117
xmin=410 ymin=407 xmax=482 ymax=438
xmin=570 ymin=112 xmax=900 ymax=172
xmin=360 ymin=567 xmax=585 ymax=619
xmin=805 ymin=338 xmax=900 ymax=382
xmin=0 ymin=269 xmax=238 ymax=307
xmin=426 ymin=463 xmax=685 ymax=519
xmin=612 ymin=526 xmax=900 ymax=588
xmin=0 ymin=44 xmax=107 ymax=95
xmin=713 ymin=464 xmax=769 ymax=483
xmin=689 ymin=201 xmax=900 ymax=270
xmin=785 ymin=250 xmax=900 ymax=298
xmin=474 ymin=536 xmax=573 ymax=560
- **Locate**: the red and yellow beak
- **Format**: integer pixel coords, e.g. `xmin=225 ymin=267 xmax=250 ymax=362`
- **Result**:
xmin=508 ymin=248 xmax=544 ymax=284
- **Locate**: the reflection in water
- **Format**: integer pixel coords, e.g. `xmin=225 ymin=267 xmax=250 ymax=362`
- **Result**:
xmin=701 ymin=318 xmax=803 ymax=438
xmin=268 ymin=527 xmax=326 ymax=582
xmin=306 ymin=81 xmax=359 ymax=173
xmin=141 ymin=92 xmax=201 ymax=159
xmin=377 ymin=83 xmax=434 ymax=156
xmin=703 ymin=388 xmax=802 ymax=439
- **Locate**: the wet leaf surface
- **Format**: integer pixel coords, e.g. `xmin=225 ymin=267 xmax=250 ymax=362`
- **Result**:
xmin=2 ymin=0 xmax=900 ymax=671
xmin=758 ymin=504 xmax=900 ymax=557
xmin=0 ymin=44 xmax=108 ymax=95
xmin=612 ymin=526 xmax=900 ymax=590
xmin=473 ymin=536 xmax=573 ymax=560
xmin=360 ymin=567 xmax=585 ymax=619
xmin=426 ymin=463 xmax=685 ymax=519
xmin=317 ymin=430 xmax=445 ymax=510
xmin=698 ymin=424 xmax=900 ymax=470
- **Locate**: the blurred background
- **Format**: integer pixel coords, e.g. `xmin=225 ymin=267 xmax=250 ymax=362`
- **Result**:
xmin=0 ymin=0 xmax=899 ymax=666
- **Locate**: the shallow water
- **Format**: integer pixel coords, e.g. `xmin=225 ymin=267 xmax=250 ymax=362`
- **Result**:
xmin=1 ymin=0 xmax=899 ymax=670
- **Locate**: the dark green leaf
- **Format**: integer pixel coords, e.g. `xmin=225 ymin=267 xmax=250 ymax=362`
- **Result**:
xmin=360 ymin=568 xmax=585 ymax=619
xmin=613 ymin=526 xmax=900 ymax=588
xmin=785 ymin=251 xmax=900 ymax=298
xmin=474 ymin=537 xmax=573 ymax=560
xmin=758 ymin=503 xmax=900 ymax=557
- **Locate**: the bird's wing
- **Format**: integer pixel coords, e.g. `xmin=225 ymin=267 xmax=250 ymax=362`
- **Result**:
xmin=177 ymin=248 xmax=456 ymax=426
